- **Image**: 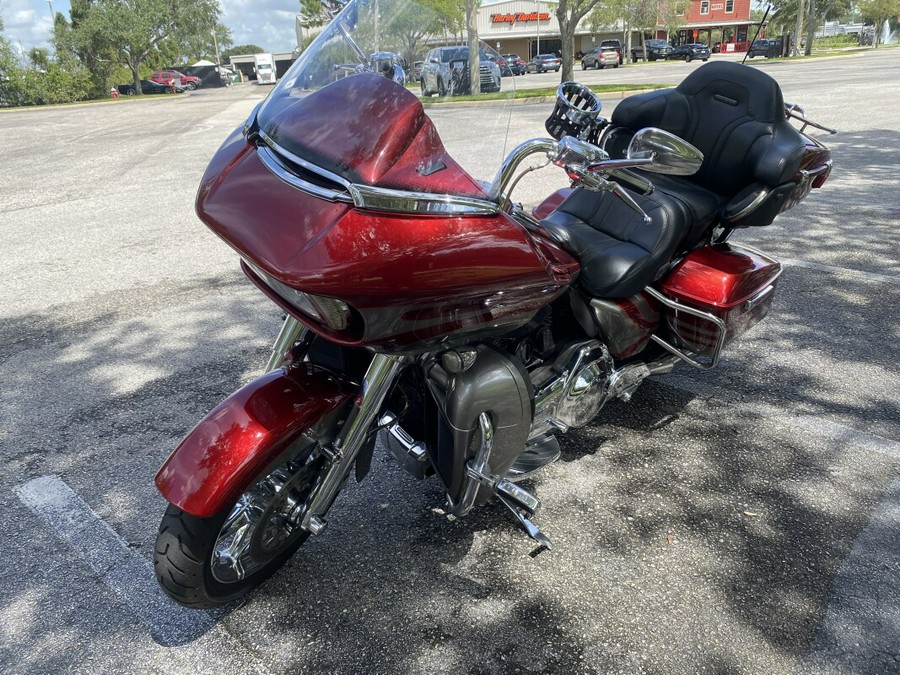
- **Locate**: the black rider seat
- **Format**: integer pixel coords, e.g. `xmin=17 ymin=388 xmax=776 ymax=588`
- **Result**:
xmin=539 ymin=61 xmax=807 ymax=299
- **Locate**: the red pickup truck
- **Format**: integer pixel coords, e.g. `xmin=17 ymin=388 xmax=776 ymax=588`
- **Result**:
xmin=150 ymin=70 xmax=202 ymax=90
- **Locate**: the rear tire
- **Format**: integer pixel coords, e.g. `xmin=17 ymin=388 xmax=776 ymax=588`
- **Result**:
xmin=686 ymin=54 xmax=692 ymax=62
xmin=155 ymin=441 xmax=325 ymax=608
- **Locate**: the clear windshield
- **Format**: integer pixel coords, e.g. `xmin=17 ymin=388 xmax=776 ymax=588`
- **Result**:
xmin=256 ymin=0 xmax=515 ymax=192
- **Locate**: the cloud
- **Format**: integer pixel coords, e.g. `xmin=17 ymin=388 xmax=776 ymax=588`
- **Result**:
xmin=2 ymin=0 xmax=57 ymax=50
xmin=5 ymin=0 xmax=300 ymax=53
xmin=220 ymin=0 xmax=299 ymax=52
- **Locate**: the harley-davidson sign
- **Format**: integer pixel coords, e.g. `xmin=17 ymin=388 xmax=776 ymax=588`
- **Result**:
xmin=490 ymin=12 xmax=551 ymax=24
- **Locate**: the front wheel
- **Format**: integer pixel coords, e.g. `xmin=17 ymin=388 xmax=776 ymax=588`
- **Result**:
xmin=154 ymin=441 xmax=325 ymax=608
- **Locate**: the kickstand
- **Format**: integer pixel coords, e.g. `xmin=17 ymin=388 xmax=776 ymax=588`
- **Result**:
xmin=497 ymin=493 xmax=553 ymax=556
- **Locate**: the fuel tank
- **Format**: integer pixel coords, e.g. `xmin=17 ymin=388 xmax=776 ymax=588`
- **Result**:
xmin=197 ymin=76 xmax=579 ymax=351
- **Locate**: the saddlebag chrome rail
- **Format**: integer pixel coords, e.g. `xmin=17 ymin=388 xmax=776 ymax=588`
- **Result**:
xmin=643 ymin=287 xmax=728 ymax=371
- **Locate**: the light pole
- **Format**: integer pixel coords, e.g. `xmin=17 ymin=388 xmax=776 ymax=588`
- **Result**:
xmin=535 ymin=0 xmax=540 ymax=57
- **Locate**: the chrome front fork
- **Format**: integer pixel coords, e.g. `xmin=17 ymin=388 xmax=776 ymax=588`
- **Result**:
xmin=300 ymin=352 xmax=407 ymax=534
xmin=267 ymin=317 xmax=406 ymax=535
xmin=265 ymin=316 xmax=308 ymax=372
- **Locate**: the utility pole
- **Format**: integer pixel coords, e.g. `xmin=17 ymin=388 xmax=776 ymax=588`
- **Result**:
xmin=212 ymin=28 xmax=222 ymax=79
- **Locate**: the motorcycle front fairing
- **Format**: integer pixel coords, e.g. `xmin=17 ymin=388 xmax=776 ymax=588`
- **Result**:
xmin=195 ymin=3 xmax=579 ymax=352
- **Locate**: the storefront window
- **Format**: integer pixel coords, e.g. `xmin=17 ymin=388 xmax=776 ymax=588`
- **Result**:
xmin=700 ymin=1 xmax=710 ymax=14
xmin=725 ymin=0 xmax=734 ymax=11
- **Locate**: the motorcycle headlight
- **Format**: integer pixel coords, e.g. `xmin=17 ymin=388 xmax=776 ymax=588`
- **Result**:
xmin=243 ymin=260 xmax=352 ymax=331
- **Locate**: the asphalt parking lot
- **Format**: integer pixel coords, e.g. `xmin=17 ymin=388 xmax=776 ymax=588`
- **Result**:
xmin=1 ymin=50 xmax=898 ymax=674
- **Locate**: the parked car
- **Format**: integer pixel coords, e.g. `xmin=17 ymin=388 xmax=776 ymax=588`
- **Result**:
xmin=527 ymin=54 xmax=561 ymax=73
xmin=599 ymin=39 xmax=624 ymax=65
xmin=118 ymin=80 xmax=186 ymax=95
xmin=488 ymin=54 xmax=513 ymax=77
xmin=748 ymin=39 xmax=780 ymax=58
xmin=630 ymin=39 xmax=673 ymax=61
xmin=420 ymin=45 xmax=501 ymax=96
xmin=502 ymin=54 xmax=527 ymax=75
xmin=581 ymin=47 xmax=617 ymax=70
xmin=667 ymin=43 xmax=711 ymax=62
xmin=150 ymin=70 xmax=202 ymax=90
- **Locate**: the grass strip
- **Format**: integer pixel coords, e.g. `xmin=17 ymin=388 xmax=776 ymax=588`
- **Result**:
xmin=416 ymin=83 xmax=668 ymax=103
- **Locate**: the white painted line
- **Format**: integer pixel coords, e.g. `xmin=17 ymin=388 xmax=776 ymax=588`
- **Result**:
xmin=795 ymin=474 xmax=900 ymax=673
xmin=15 ymin=475 xmax=264 ymax=670
xmin=781 ymin=257 xmax=900 ymax=285
xmin=790 ymin=415 xmax=900 ymax=459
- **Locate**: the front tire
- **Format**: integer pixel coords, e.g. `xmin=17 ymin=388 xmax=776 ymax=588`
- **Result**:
xmin=686 ymin=55 xmax=692 ymax=62
xmin=155 ymin=442 xmax=325 ymax=608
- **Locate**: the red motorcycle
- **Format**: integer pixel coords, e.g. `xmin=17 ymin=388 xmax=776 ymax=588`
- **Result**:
xmin=153 ymin=0 xmax=834 ymax=607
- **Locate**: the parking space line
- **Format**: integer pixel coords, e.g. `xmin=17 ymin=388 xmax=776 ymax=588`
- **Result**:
xmin=15 ymin=475 xmax=265 ymax=670
xmin=781 ymin=258 xmax=900 ymax=285
xmin=795 ymin=474 xmax=900 ymax=673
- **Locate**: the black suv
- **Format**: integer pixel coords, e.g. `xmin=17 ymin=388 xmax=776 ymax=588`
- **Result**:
xmin=631 ymin=39 xmax=673 ymax=62
xmin=748 ymin=39 xmax=779 ymax=58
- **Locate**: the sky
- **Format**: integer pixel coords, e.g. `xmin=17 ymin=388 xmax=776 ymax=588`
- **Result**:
xmin=1 ymin=0 xmax=303 ymax=55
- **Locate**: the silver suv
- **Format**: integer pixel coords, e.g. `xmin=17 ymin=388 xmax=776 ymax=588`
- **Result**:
xmin=420 ymin=46 xmax=501 ymax=96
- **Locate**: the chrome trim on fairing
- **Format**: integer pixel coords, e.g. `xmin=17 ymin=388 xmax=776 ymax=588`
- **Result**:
xmin=259 ymin=130 xmax=352 ymax=189
xmin=259 ymin=133 xmax=502 ymax=216
xmin=257 ymin=145 xmax=354 ymax=203
xmin=347 ymin=184 xmax=501 ymax=215
xmin=644 ymin=286 xmax=728 ymax=370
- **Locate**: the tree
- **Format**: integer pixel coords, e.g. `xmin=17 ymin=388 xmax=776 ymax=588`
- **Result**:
xmin=558 ymin=0 xmax=607 ymax=81
xmin=172 ymin=22 xmax=233 ymax=63
xmin=223 ymin=44 xmax=267 ymax=61
xmin=76 ymin=0 xmax=221 ymax=95
xmin=589 ymin=0 xmax=656 ymax=63
xmin=858 ymin=0 xmax=900 ymax=47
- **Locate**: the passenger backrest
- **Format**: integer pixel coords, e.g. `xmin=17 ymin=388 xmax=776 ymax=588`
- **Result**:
xmin=610 ymin=62 xmax=807 ymax=200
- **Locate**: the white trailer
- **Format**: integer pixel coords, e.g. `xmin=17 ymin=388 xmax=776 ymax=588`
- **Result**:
xmin=254 ymin=53 xmax=277 ymax=84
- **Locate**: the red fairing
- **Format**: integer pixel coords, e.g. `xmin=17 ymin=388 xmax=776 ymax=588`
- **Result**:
xmin=198 ymin=126 xmax=579 ymax=350
xmin=155 ymin=364 xmax=353 ymax=517
xmin=261 ymin=74 xmax=487 ymax=197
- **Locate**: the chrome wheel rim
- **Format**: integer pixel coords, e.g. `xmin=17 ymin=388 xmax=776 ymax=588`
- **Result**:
xmin=210 ymin=450 xmax=321 ymax=584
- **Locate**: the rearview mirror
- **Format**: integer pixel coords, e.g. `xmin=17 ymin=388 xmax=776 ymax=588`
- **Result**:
xmin=627 ymin=128 xmax=703 ymax=175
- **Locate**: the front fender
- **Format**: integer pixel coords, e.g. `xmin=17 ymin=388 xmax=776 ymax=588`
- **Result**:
xmin=155 ymin=363 xmax=354 ymax=517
